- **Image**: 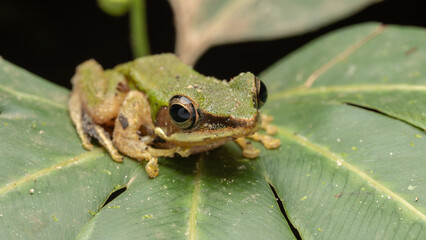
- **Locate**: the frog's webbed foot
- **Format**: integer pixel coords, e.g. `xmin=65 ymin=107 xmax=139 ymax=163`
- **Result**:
xmin=235 ymin=114 xmax=281 ymax=158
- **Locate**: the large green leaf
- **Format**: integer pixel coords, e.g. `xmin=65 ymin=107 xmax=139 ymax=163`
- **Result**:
xmin=170 ymin=0 xmax=379 ymax=64
xmin=1 ymin=22 xmax=425 ymax=240
xmin=261 ymin=22 xmax=425 ymax=238
xmin=0 ymin=59 xmax=293 ymax=238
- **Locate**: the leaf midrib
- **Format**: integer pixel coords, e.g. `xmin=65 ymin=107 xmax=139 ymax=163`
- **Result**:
xmin=277 ymin=126 xmax=426 ymax=222
xmin=188 ymin=154 xmax=203 ymax=239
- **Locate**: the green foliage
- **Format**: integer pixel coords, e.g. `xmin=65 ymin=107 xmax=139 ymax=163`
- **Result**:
xmin=1 ymin=0 xmax=425 ymax=239
xmin=261 ymin=23 xmax=426 ymax=239
xmin=1 ymin=22 xmax=425 ymax=239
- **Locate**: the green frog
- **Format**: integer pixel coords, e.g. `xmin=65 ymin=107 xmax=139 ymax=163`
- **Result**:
xmin=69 ymin=54 xmax=280 ymax=178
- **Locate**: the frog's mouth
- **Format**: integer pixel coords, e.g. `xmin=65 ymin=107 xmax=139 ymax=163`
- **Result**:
xmin=155 ymin=113 xmax=260 ymax=147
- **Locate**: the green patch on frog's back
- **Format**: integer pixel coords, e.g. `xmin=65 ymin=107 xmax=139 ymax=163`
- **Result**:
xmin=115 ymin=54 xmax=257 ymax=120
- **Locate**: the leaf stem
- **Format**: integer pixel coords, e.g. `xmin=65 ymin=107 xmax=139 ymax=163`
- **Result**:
xmin=129 ymin=0 xmax=150 ymax=58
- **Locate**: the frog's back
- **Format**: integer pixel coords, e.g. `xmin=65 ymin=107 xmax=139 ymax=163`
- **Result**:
xmin=126 ymin=53 xmax=205 ymax=96
xmin=115 ymin=53 xmax=257 ymax=119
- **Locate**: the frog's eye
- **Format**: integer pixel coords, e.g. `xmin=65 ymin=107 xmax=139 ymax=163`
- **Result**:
xmin=169 ymin=95 xmax=198 ymax=129
xmin=254 ymin=78 xmax=268 ymax=109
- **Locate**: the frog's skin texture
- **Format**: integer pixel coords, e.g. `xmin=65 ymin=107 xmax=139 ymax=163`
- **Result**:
xmin=69 ymin=54 xmax=280 ymax=178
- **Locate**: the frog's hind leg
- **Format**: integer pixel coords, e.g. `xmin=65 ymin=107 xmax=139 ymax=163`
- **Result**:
xmin=91 ymin=124 xmax=124 ymax=162
xmin=71 ymin=59 xmax=129 ymax=125
xmin=69 ymin=90 xmax=124 ymax=162
xmin=69 ymin=59 xmax=128 ymax=161
xmin=69 ymin=91 xmax=93 ymax=150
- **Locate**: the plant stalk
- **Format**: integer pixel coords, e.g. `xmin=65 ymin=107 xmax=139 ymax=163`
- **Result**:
xmin=129 ymin=0 xmax=150 ymax=58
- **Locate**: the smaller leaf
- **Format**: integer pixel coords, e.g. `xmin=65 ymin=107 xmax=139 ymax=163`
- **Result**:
xmin=169 ymin=0 xmax=379 ymax=65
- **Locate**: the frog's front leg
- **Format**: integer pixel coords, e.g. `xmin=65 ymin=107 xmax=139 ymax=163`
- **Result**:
xmin=235 ymin=114 xmax=281 ymax=158
xmin=249 ymin=114 xmax=281 ymax=149
xmin=112 ymin=90 xmax=182 ymax=178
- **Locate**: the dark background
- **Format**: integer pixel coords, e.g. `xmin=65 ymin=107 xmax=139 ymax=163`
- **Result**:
xmin=1 ymin=0 xmax=425 ymax=89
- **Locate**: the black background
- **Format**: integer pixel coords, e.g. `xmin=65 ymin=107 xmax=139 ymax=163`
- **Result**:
xmin=1 ymin=0 xmax=425 ymax=89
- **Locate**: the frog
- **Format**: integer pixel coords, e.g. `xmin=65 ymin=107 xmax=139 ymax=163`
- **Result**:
xmin=68 ymin=53 xmax=280 ymax=178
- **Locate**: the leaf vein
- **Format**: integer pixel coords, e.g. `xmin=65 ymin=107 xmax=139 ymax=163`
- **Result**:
xmin=304 ymin=24 xmax=385 ymax=88
xmin=0 ymin=85 xmax=67 ymax=110
xmin=0 ymin=149 xmax=105 ymax=196
xmin=270 ymin=84 xmax=426 ymax=100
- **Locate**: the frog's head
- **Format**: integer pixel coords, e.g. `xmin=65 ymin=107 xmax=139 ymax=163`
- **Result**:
xmin=154 ymin=72 xmax=268 ymax=148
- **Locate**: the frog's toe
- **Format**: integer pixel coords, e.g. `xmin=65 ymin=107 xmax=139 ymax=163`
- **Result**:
xmin=248 ymin=132 xmax=281 ymax=149
xmin=235 ymin=138 xmax=260 ymax=158
xmin=177 ymin=147 xmax=191 ymax=157
xmin=260 ymin=135 xmax=281 ymax=149
xmin=82 ymin=141 xmax=94 ymax=151
xmin=264 ymin=124 xmax=278 ymax=135
xmin=92 ymin=125 xmax=124 ymax=162
xmin=261 ymin=114 xmax=278 ymax=135
xmin=242 ymin=143 xmax=260 ymax=158
xmin=110 ymin=152 xmax=124 ymax=162
xmin=145 ymin=157 xmax=159 ymax=178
